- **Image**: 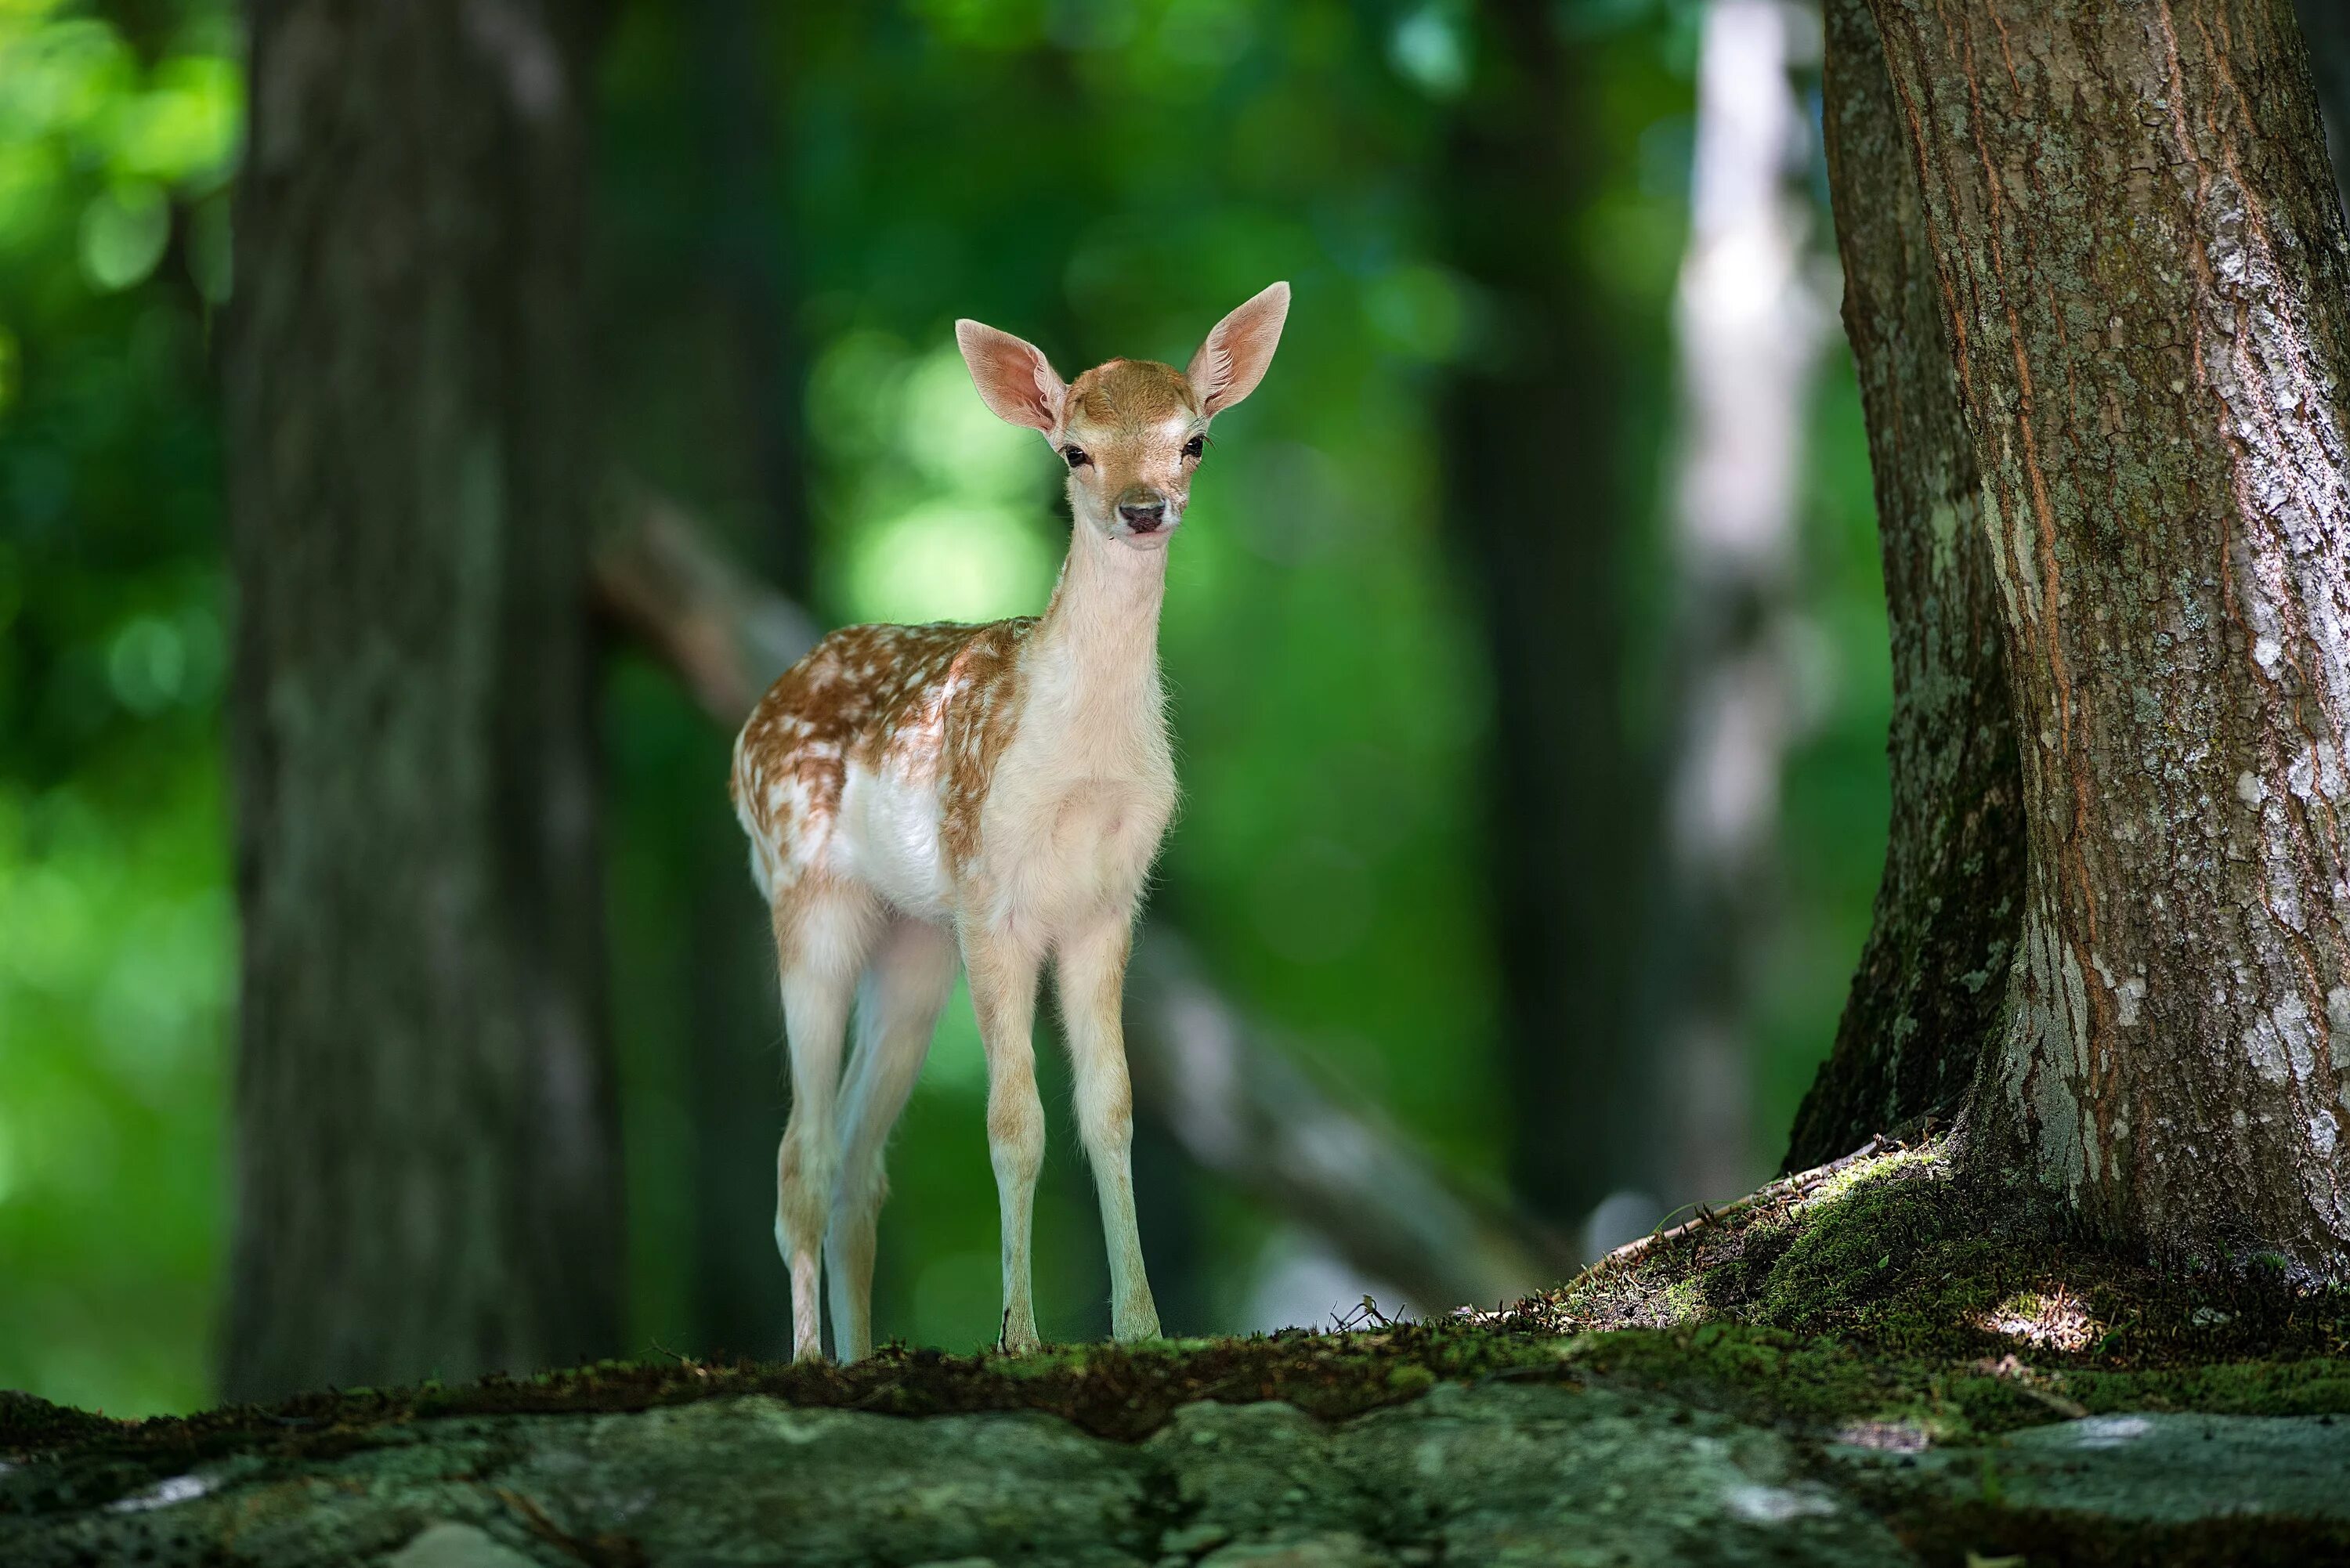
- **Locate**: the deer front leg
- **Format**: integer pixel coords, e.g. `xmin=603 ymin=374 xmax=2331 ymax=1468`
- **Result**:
xmin=962 ymin=921 xmax=1047 ymax=1354
xmin=1055 ymin=916 xmax=1161 ymax=1342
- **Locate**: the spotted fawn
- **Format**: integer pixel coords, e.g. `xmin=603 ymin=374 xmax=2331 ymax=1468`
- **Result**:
xmin=731 ymin=284 xmax=1290 ymax=1358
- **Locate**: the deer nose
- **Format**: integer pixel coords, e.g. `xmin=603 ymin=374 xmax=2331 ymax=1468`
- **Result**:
xmin=1118 ymin=497 xmax=1167 ymax=533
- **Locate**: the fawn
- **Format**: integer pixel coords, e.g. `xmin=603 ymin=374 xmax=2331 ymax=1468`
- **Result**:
xmin=731 ymin=284 xmax=1290 ymax=1360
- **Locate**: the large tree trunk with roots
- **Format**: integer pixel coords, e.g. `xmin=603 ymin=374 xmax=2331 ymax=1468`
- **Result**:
xmin=224 ymin=0 xmax=622 ymax=1399
xmin=1782 ymin=0 xmax=2026 ymax=1172
xmin=1819 ymin=0 xmax=2350 ymax=1273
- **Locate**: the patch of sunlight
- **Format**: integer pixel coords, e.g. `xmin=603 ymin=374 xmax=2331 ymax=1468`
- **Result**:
xmin=3 ymin=859 xmax=104 ymax=989
xmin=0 ymin=16 xmax=135 ymax=142
xmin=806 ymin=329 xmax=910 ymax=462
xmin=1832 ymin=1419 xmax=1931 ymax=1454
xmin=844 ymin=500 xmax=1056 ymax=626
xmin=1389 ymin=3 xmax=1470 ymax=99
xmin=1979 ymin=1286 xmax=2100 ymax=1354
xmin=899 ymin=345 xmax=1045 ymax=500
xmin=106 ymin=1472 xmax=212 ymax=1514
xmin=78 ymin=179 xmax=167 ymax=291
xmin=103 ymin=56 xmax=240 ymax=187
xmin=1793 ymin=1142 xmax=1942 ymax=1212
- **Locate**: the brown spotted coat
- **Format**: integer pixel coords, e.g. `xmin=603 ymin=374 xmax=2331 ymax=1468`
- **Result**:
xmin=731 ymin=616 xmax=1037 ymax=903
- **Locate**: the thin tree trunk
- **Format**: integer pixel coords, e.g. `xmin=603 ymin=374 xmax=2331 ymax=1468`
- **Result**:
xmin=224 ymin=0 xmax=621 ymax=1399
xmin=1871 ymin=0 xmax=2350 ymax=1271
xmin=1782 ymin=0 xmax=2026 ymax=1172
xmin=1653 ymin=0 xmax=1835 ymax=1208
xmin=1444 ymin=0 xmax=1658 ymax=1242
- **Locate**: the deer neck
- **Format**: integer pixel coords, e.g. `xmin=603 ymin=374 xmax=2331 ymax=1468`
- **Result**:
xmin=1029 ymin=519 xmax=1168 ymax=718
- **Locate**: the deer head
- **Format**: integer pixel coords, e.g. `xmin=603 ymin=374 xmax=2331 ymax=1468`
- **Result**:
xmin=955 ymin=283 xmax=1289 ymax=551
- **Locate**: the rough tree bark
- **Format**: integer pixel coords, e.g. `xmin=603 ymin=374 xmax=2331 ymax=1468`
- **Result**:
xmin=1443 ymin=0 xmax=1659 ymax=1243
xmin=1782 ymin=0 xmax=2026 ymax=1171
xmin=224 ymin=0 xmax=622 ymax=1399
xmin=1864 ymin=0 xmax=2350 ymax=1272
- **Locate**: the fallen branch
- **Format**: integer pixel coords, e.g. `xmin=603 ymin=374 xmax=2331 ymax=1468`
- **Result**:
xmin=589 ymin=483 xmax=1575 ymax=1312
xmin=591 ymin=479 xmax=822 ymax=716
xmin=1123 ymin=929 xmax=1567 ymax=1311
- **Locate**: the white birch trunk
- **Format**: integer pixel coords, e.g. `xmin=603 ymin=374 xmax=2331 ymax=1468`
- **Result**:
xmin=1650 ymin=0 xmax=1836 ymax=1224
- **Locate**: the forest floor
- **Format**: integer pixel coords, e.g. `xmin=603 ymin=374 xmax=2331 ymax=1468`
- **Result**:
xmin=8 ymin=1140 xmax=2350 ymax=1566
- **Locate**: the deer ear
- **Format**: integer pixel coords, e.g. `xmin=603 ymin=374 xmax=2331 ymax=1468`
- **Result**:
xmin=1187 ymin=282 xmax=1290 ymax=416
xmin=955 ymin=320 xmax=1066 ymax=433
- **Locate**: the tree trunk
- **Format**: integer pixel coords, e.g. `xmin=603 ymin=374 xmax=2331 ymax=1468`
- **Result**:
xmin=1442 ymin=0 xmax=1660 ymax=1243
xmin=1868 ymin=0 xmax=2350 ymax=1273
xmin=224 ymin=0 xmax=622 ymax=1399
xmin=1782 ymin=0 xmax=2026 ymax=1172
xmin=1652 ymin=0 xmax=1835 ymax=1208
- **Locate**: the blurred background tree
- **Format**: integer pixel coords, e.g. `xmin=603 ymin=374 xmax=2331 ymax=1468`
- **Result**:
xmin=1 ymin=0 xmax=1921 ymax=1414
xmin=222 ymin=0 xmax=620 ymax=1402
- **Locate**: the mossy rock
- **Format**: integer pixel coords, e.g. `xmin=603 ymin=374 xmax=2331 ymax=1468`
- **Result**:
xmin=9 ymin=1141 xmax=2350 ymax=1564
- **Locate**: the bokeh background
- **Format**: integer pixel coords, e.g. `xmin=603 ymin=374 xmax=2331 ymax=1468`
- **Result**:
xmin=0 ymin=0 xmax=1893 ymax=1415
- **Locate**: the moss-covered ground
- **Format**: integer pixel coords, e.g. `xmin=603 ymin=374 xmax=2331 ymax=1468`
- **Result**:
xmin=8 ymin=1147 xmax=2350 ymax=1566
xmin=9 ymin=1137 xmax=2347 ymax=1476
xmin=1513 ymin=1136 xmax=2350 ymax=1443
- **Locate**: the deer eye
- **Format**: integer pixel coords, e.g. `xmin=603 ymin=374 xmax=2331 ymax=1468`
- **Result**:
xmin=1182 ymin=435 xmax=1206 ymax=461
xmin=1061 ymin=445 xmax=1090 ymax=469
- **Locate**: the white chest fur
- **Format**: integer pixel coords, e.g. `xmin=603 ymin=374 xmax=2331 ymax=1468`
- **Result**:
xmin=971 ymin=649 xmax=1176 ymax=936
xmin=829 ymin=533 xmax=1178 ymax=942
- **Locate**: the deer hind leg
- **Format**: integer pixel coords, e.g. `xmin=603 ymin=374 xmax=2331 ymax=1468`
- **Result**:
xmin=960 ymin=920 xmax=1047 ymax=1354
xmin=1054 ymin=916 xmax=1161 ymax=1342
xmin=772 ymin=882 xmax=876 ymax=1362
xmin=825 ymin=916 xmax=958 ymax=1363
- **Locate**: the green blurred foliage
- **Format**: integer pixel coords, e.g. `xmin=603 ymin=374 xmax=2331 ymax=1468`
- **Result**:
xmin=0 ymin=0 xmax=239 ymax=1414
xmin=0 ymin=0 xmax=1888 ymax=1411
